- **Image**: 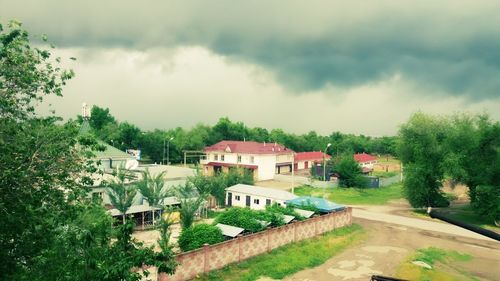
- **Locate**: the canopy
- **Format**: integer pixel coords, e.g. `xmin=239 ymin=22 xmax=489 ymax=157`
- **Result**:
xmin=286 ymin=196 xmax=345 ymax=213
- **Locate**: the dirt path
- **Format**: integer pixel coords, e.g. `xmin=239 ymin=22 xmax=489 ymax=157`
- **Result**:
xmin=284 ymin=218 xmax=500 ymax=281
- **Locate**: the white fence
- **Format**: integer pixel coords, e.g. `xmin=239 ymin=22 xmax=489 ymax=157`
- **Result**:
xmin=274 ymin=174 xmax=338 ymax=188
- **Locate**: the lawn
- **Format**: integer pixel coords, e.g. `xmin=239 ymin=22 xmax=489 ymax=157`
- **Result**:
xmin=294 ymin=183 xmax=404 ymax=205
xmin=396 ymin=247 xmax=479 ymax=281
xmin=195 ymin=224 xmax=365 ymax=281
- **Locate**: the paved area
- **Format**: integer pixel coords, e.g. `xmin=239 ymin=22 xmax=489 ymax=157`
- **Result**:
xmin=285 ymin=218 xmax=500 ymax=281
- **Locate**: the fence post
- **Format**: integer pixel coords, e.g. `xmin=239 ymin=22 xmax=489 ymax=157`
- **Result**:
xmin=238 ymin=236 xmax=242 ymax=262
xmin=203 ymin=243 xmax=209 ymax=273
xmin=267 ymin=229 xmax=271 ymax=252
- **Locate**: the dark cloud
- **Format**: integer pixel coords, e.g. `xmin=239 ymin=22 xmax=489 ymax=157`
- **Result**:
xmin=2 ymin=0 xmax=500 ymax=100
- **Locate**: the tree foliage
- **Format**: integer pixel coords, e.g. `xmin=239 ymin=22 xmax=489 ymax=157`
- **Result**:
xmin=398 ymin=112 xmax=499 ymax=218
xmin=331 ymin=154 xmax=368 ymax=187
xmin=106 ymin=167 xmax=138 ymax=224
xmin=178 ymin=224 xmax=224 ymax=252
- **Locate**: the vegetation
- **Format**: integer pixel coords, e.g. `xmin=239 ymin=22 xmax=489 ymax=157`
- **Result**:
xmin=330 ymin=154 xmax=368 ymax=187
xmin=295 ymin=183 xmax=403 ymax=205
xmin=396 ymin=247 xmax=477 ymax=281
xmin=175 ymin=182 xmax=206 ymax=229
xmin=265 ymin=203 xmax=305 ymax=220
xmin=399 ymin=112 xmax=499 ymax=222
xmin=136 ymin=169 xmax=169 ymax=225
xmin=106 ymin=167 xmax=138 ymax=224
xmin=215 ymin=207 xmax=268 ymax=233
xmin=196 ymin=224 xmax=365 ymax=281
xmin=178 ymin=224 xmax=225 ymax=252
xmin=81 ymin=106 xmax=399 ymax=164
xmin=188 ymin=167 xmax=254 ymax=207
xmin=0 ymin=21 xmax=176 ymax=280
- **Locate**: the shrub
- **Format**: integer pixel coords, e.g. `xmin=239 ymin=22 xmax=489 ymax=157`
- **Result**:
xmin=266 ymin=203 xmax=305 ymax=221
xmin=178 ymin=224 xmax=224 ymax=252
xmin=214 ymin=207 xmax=265 ymax=233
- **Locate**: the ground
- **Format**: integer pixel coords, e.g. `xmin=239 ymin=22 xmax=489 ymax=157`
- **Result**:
xmin=284 ymin=217 xmax=499 ymax=281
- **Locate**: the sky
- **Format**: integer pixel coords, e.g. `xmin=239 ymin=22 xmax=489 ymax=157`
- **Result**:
xmin=1 ymin=0 xmax=499 ymax=136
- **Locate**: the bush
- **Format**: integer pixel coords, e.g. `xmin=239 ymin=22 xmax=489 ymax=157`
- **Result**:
xmin=214 ymin=207 xmax=265 ymax=233
xmin=403 ymin=164 xmax=449 ymax=208
xmin=266 ymin=203 xmax=305 ymax=221
xmin=178 ymin=224 xmax=224 ymax=252
xmin=471 ymin=185 xmax=500 ymax=224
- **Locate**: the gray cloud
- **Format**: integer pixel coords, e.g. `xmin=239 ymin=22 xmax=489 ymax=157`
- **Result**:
xmin=2 ymin=0 xmax=500 ymax=100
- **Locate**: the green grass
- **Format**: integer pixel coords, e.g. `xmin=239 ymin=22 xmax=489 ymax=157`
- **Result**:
xmin=396 ymin=247 xmax=478 ymax=281
xmin=441 ymin=204 xmax=499 ymax=231
xmin=294 ymin=183 xmax=404 ymax=205
xmin=195 ymin=224 xmax=365 ymax=281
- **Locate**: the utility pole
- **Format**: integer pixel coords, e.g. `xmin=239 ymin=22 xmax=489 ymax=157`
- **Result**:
xmin=323 ymin=143 xmax=332 ymax=181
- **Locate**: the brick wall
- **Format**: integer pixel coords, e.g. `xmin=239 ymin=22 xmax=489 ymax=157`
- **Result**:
xmin=159 ymin=207 xmax=352 ymax=281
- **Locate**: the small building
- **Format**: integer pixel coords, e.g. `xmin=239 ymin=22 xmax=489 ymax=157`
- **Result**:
xmin=225 ymin=184 xmax=297 ymax=210
xmin=201 ymin=140 xmax=294 ymax=181
xmin=354 ymin=153 xmax=378 ymax=170
xmin=294 ymin=151 xmax=331 ymax=171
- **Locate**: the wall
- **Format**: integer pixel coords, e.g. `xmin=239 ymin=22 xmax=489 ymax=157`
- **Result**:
xmin=256 ymin=154 xmax=276 ymax=181
xmin=226 ymin=191 xmax=287 ymax=210
xmin=273 ymin=174 xmax=338 ymax=188
xmin=158 ymin=208 xmax=352 ymax=281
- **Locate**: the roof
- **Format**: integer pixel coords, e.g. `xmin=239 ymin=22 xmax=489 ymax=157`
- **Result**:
xmin=294 ymin=208 xmax=314 ymax=218
xmin=287 ymin=197 xmax=345 ymax=213
xmin=226 ymin=184 xmax=298 ymax=201
xmin=354 ymin=153 xmax=377 ymax=163
xmin=206 ymin=162 xmax=258 ymax=169
xmin=283 ymin=215 xmax=295 ymax=224
xmin=108 ymin=204 xmax=161 ymax=216
xmin=95 ymin=140 xmax=134 ymax=160
xmin=216 ymin=223 xmax=245 ymax=237
xmin=295 ymin=151 xmax=331 ymax=161
xmin=204 ymin=140 xmax=294 ymax=155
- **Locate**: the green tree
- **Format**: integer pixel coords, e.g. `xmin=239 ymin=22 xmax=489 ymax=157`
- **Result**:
xmin=106 ymin=167 xmax=137 ymax=224
xmin=215 ymin=207 xmax=265 ymax=233
xmin=136 ymin=169 xmax=169 ymax=225
xmin=178 ymin=224 xmax=224 ymax=252
xmin=175 ymin=182 xmax=205 ymax=229
xmin=331 ymin=154 xmax=368 ymax=187
xmin=89 ymin=105 xmax=117 ymax=131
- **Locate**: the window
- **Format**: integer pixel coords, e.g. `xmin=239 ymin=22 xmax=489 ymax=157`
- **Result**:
xmin=92 ymin=191 xmax=104 ymax=201
xmin=266 ymin=199 xmax=271 ymax=205
xmin=235 ymin=195 xmax=241 ymax=201
xmin=214 ymin=154 xmax=218 ymax=161
xmin=237 ymin=155 xmax=242 ymax=163
xmin=221 ymin=155 xmax=225 ymax=161
xmin=253 ymin=199 xmax=260 ymax=205
xmin=250 ymin=156 xmax=254 ymax=163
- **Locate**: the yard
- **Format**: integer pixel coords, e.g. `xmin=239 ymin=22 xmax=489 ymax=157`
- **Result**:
xmin=294 ymin=183 xmax=404 ymax=205
xmin=195 ymin=224 xmax=365 ymax=281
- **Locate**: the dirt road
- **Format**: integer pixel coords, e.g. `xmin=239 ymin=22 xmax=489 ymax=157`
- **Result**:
xmin=285 ymin=218 xmax=500 ymax=281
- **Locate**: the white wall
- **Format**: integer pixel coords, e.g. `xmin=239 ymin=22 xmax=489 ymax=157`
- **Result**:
xmin=256 ymin=154 xmax=276 ymax=180
xmin=226 ymin=191 xmax=287 ymax=210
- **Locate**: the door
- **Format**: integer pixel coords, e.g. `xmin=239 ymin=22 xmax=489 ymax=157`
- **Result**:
xmin=227 ymin=192 xmax=232 ymax=207
xmin=304 ymin=161 xmax=309 ymax=169
xmin=293 ymin=163 xmax=298 ymax=171
xmin=245 ymin=195 xmax=251 ymax=207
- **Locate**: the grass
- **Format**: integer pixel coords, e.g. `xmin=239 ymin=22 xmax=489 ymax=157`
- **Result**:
xmin=396 ymin=247 xmax=478 ymax=281
xmin=294 ymin=183 xmax=404 ymax=205
xmin=372 ymin=171 xmax=399 ymax=178
xmin=195 ymin=224 xmax=365 ymax=281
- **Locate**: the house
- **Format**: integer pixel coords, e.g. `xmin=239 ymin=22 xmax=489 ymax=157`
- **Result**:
xmin=201 ymin=140 xmax=294 ymax=181
xmin=354 ymin=153 xmax=378 ymax=170
xmin=225 ymin=184 xmax=297 ymax=210
xmin=294 ymin=151 xmax=331 ymax=171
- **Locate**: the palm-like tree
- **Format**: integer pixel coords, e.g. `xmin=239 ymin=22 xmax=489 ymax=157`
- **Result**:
xmin=136 ymin=169 xmax=168 ymax=225
xmin=107 ymin=167 xmax=137 ymax=224
xmin=176 ymin=182 xmax=206 ymax=229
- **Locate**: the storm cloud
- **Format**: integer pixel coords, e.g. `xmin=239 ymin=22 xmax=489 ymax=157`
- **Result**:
xmin=2 ymin=0 xmax=500 ymax=100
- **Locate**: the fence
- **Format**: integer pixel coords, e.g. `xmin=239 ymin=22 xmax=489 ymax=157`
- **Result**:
xmin=158 ymin=208 xmax=352 ymax=281
xmin=379 ymin=175 xmax=402 ymax=187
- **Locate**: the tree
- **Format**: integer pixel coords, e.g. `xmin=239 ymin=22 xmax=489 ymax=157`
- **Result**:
xmin=89 ymin=105 xmax=117 ymax=131
xmin=136 ymin=169 xmax=169 ymax=225
xmin=178 ymin=224 xmax=224 ymax=252
xmin=106 ymin=167 xmax=137 ymax=224
xmin=398 ymin=113 xmax=450 ymax=207
xmin=175 ymin=182 xmax=205 ymax=229
xmin=331 ymin=154 xmax=368 ymax=187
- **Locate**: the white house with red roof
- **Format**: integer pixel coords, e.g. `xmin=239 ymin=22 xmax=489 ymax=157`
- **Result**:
xmin=353 ymin=153 xmax=378 ymax=170
xmin=294 ymin=151 xmax=331 ymax=171
xmin=201 ymin=140 xmax=294 ymax=181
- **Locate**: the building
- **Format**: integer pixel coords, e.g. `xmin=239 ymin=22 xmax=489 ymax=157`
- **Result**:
xmin=294 ymin=151 xmax=331 ymax=171
xmin=201 ymin=140 xmax=294 ymax=181
xmin=354 ymin=153 xmax=378 ymax=169
xmin=225 ymin=184 xmax=298 ymax=210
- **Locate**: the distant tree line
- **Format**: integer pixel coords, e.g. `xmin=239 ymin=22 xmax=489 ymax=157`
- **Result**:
xmin=76 ymin=107 xmax=399 ymax=163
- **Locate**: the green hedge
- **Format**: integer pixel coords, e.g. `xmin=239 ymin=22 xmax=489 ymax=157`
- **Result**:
xmin=178 ymin=224 xmax=224 ymax=252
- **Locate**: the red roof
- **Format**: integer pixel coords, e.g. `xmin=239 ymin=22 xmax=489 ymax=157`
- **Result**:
xmin=354 ymin=153 xmax=377 ymax=163
xmin=294 ymin=151 xmax=331 ymax=161
xmin=206 ymin=162 xmax=258 ymax=169
xmin=204 ymin=141 xmax=293 ymax=155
